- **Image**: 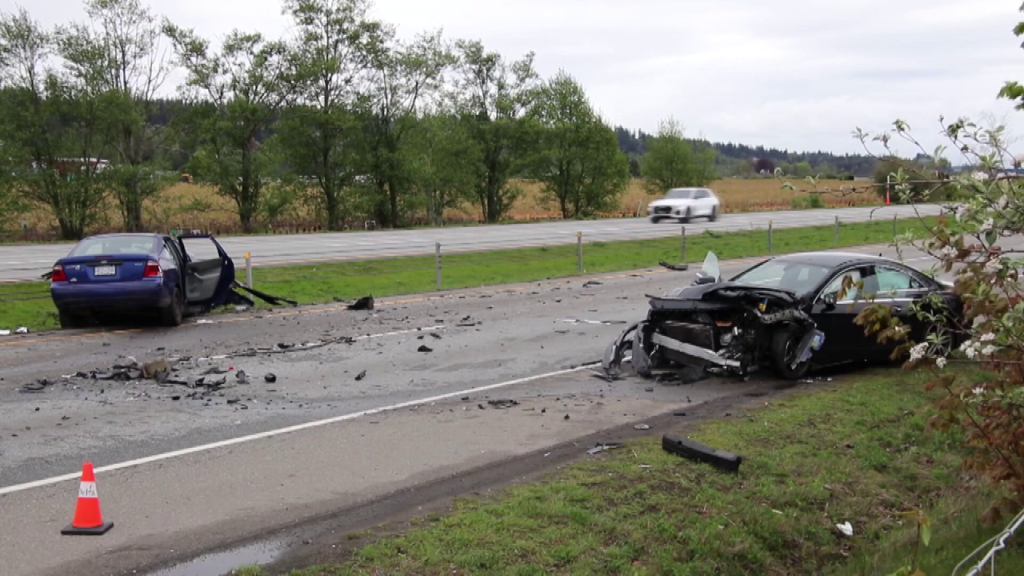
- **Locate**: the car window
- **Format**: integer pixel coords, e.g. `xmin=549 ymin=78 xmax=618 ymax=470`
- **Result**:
xmin=821 ymin=269 xmax=863 ymax=302
xmin=69 ymin=236 xmax=159 ymax=257
xmin=870 ymin=266 xmax=924 ymax=297
xmin=164 ymin=238 xmax=185 ymax=268
xmin=730 ymin=260 xmax=832 ymax=295
xmin=180 ymin=237 xmax=222 ymax=262
xmin=666 ymin=189 xmax=694 ymax=199
xmin=694 ymin=190 xmax=708 ymax=199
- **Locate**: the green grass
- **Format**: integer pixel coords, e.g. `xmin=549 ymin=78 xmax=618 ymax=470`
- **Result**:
xmin=236 ymin=368 xmax=1023 ymax=576
xmin=0 ymin=217 xmax=936 ymax=332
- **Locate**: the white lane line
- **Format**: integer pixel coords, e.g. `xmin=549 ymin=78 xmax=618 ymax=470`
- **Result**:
xmin=0 ymin=361 xmax=600 ymax=496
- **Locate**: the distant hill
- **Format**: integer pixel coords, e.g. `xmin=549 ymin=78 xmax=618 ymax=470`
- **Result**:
xmin=614 ymin=126 xmax=878 ymax=179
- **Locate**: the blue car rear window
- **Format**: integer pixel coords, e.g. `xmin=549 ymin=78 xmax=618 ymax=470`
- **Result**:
xmin=70 ymin=236 xmax=159 ymax=257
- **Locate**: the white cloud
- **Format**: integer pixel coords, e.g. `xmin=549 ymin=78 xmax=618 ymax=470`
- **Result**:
xmin=13 ymin=0 xmax=1024 ymax=155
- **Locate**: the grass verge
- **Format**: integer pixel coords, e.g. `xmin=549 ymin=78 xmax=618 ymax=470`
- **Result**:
xmin=235 ymin=368 xmax=1022 ymax=576
xmin=0 ymin=217 xmax=937 ymax=333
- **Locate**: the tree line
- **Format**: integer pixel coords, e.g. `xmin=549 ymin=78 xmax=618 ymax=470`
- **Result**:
xmin=0 ymin=0 xmax=851 ymax=240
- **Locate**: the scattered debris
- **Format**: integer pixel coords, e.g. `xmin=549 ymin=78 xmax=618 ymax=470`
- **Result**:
xmin=347 ymin=295 xmax=375 ymax=311
xmin=264 ymin=373 xmax=277 ymax=383
xmin=559 ymin=318 xmax=627 ymax=326
xmin=587 ymin=442 xmax=621 ymax=455
xmin=662 ymin=433 xmax=743 ymax=473
xmin=355 ymin=370 xmax=367 ymax=381
xmin=15 ymin=327 xmax=28 ymax=334
xmin=236 ymin=371 xmax=250 ymax=385
xmin=658 ymin=261 xmax=690 ymax=271
xmin=582 ymin=281 xmax=603 ymax=288
xmin=232 ymin=282 xmax=298 ymax=307
xmin=487 ymin=399 xmax=519 ymax=409
xmin=430 ymin=332 xmax=442 ymax=340
xmin=836 ymin=522 xmax=854 ymax=537
xmin=0 ymin=330 xmax=9 ymax=336
xmin=17 ymin=379 xmax=53 ymax=393
xmin=142 ymin=359 xmax=170 ymax=379
xmin=417 ymin=345 xmax=433 ymax=353
xmin=563 ymin=414 xmax=570 ymax=420
xmin=634 ymin=423 xmax=651 ymax=430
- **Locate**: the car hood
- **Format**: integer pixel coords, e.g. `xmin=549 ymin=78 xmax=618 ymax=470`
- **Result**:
xmin=661 ymin=281 xmax=803 ymax=306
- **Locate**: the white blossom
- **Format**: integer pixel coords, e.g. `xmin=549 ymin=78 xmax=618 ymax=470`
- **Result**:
xmin=973 ymin=315 xmax=988 ymax=327
xmin=973 ymin=386 xmax=985 ymax=396
xmin=936 ymin=357 xmax=947 ymax=369
xmin=981 ymin=218 xmax=995 ymax=232
xmin=985 ymin=258 xmax=1002 ymax=274
xmin=998 ymin=195 xmax=1011 ymax=210
xmin=980 ymin=332 xmax=996 ymax=342
xmin=956 ymin=204 xmax=970 ymax=221
xmin=982 ymin=344 xmax=998 ymax=356
xmin=940 ymin=245 xmax=957 ymax=259
xmin=961 ymin=339 xmax=979 ymax=359
xmin=909 ymin=342 xmax=929 ymax=362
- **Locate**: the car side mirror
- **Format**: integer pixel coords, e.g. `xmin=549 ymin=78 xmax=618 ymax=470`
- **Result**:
xmin=822 ymin=293 xmax=837 ymax=309
xmin=693 ymin=273 xmax=717 ymax=285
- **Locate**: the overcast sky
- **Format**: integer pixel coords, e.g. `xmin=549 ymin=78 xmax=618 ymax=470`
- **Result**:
xmin=15 ymin=0 xmax=1024 ymax=156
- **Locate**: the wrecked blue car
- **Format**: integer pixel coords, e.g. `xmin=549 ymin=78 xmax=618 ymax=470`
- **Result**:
xmin=49 ymin=233 xmax=240 ymax=329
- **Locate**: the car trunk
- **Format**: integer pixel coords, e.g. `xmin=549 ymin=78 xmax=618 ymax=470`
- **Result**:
xmin=59 ymin=254 xmax=152 ymax=284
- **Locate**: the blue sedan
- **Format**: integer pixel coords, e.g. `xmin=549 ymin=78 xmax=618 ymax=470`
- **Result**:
xmin=49 ymin=233 xmax=237 ymax=329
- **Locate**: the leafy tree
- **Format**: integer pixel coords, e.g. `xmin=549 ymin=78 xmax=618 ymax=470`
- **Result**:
xmin=639 ymin=117 xmax=713 ymax=195
xmin=58 ymin=0 xmax=174 ymax=232
xmin=359 ymin=28 xmax=453 ymax=227
xmin=278 ymin=0 xmax=383 ymax=230
xmin=405 ymin=112 xmax=480 ymax=226
xmin=531 ymin=71 xmax=629 ymax=218
xmin=452 ymin=39 xmax=541 ymax=222
xmin=162 ymin=23 xmax=294 ymax=233
xmin=0 ymin=8 xmax=109 ymax=240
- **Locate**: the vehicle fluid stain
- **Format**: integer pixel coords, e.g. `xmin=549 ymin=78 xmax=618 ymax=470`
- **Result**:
xmin=144 ymin=539 xmax=287 ymax=576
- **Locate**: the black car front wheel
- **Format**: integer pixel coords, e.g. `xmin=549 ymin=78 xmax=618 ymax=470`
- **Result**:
xmin=771 ymin=326 xmax=812 ymax=380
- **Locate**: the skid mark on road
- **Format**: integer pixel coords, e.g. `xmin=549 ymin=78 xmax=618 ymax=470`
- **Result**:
xmin=0 ymin=362 xmax=600 ymax=496
xmin=0 ymin=243 xmax=895 ymax=349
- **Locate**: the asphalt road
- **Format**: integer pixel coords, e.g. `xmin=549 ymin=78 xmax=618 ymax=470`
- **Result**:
xmin=0 ymin=241 xmax=952 ymax=576
xmin=0 ymin=204 xmax=942 ymax=282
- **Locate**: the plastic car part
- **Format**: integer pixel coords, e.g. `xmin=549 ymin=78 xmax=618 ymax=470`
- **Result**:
xmin=661 ymin=433 xmax=743 ymax=472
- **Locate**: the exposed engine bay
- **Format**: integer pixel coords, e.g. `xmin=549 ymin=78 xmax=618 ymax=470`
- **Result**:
xmin=603 ymin=252 xmax=825 ymax=381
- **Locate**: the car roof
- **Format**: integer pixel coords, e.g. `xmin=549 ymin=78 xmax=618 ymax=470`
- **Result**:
xmin=768 ymin=251 xmax=900 ymax=268
xmin=81 ymin=232 xmax=163 ymax=240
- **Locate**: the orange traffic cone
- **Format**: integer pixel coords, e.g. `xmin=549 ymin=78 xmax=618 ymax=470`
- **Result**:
xmin=61 ymin=462 xmax=114 ymax=535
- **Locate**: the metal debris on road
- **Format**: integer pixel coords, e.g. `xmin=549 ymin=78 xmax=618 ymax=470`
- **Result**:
xmin=17 ymin=379 xmax=53 ymax=393
xmin=587 ymin=442 xmax=622 ymax=455
xmin=582 ymin=281 xmax=603 ymax=288
xmin=15 ymin=326 xmax=28 ymax=334
xmin=346 ymin=295 xmax=375 ymax=311
xmin=634 ymin=423 xmax=651 ymax=430
xmin=264 ymin=373 xmax=277 ymax=383
xmin=559 ymin=318 xmax=627 ymax=325
xmin=0 ymin=329 xmax=10 ymax=336
xmin=417 ymin=345 xmax=433 ymax=353
xmin=355 ymin=370 xmax=367 ymax=381
xmin=486 ymin=399 xmax=520 ymax=409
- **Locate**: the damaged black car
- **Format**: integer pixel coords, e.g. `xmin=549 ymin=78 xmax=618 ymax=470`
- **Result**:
xmin=604 ymin=250 xmax=960 ymax=381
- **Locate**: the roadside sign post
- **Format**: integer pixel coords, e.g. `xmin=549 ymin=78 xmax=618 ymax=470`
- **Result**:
xmin=680 ymin=226 xmax=687 ymax=262
xmin=244 ymin=252 xmax=252 ymax=288
xmin=834 ymin=216 xmax=840 ymax=245
xmin=577 ymin=232 xmax=583 ymax=274
xmin=768 ymin=220 xmax=773 ymax=253
xmin=435 ymin=242 xmax=442 ymax=289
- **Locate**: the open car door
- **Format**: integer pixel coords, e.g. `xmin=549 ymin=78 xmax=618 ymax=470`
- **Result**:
xmin=177 ymin=234 xmax=236 ymax=309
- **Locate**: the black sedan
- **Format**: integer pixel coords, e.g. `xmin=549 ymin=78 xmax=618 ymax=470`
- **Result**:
xmin=603 ymin=250 xmax=962 ymax=381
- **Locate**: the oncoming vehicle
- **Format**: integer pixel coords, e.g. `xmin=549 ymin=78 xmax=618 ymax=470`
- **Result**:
xmin=603 ymin=250 xmax=962 ymax=381
xmin=49 ymin=233 xmax=237 ymax=329
xmin=647 ymin=187 xmax=720 ymax=223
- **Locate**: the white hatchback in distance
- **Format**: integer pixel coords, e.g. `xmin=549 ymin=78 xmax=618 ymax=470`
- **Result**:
xmin=647 ymin=187 xmax=721 ymax=223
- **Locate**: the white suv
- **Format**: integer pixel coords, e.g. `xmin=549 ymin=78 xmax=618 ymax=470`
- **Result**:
xmin=647 ymin=187 xmax=721 ymax=223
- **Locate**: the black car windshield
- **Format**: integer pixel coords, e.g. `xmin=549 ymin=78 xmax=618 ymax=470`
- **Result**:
xmin=69 ymin=236 xmax=159 ymax=257
xmin=728 ymin=260 xmax=832 ymax=296
xmin=665 ymin=189 xmax=695 ymax=199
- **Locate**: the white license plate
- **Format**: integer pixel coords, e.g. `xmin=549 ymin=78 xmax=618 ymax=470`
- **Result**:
xmin=94 ymin=265 xmax=116 ymax=276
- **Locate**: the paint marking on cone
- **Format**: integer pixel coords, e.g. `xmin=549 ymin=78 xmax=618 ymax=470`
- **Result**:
xmin=61 ymin=462 xmax=114 ymax=536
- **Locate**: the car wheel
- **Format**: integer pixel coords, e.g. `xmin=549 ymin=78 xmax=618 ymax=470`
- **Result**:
xmin=161 ymin=288 xmax=184 ymax=327
xmin=771 ymin=326 xmax=812 ymax=380
xmin=681 ymin=207 xmax=692 ymax=223
xmin=650 ymin=216 xmax=662 ymax=224
xmin=709 ymin=206 xmax=718 ymax=222
xmin=58 ymin=310 xmax=83 ymax=330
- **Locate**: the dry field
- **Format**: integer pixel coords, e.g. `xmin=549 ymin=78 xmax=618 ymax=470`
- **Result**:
xmin=13 ymin=177 xmax=880 ymax=238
